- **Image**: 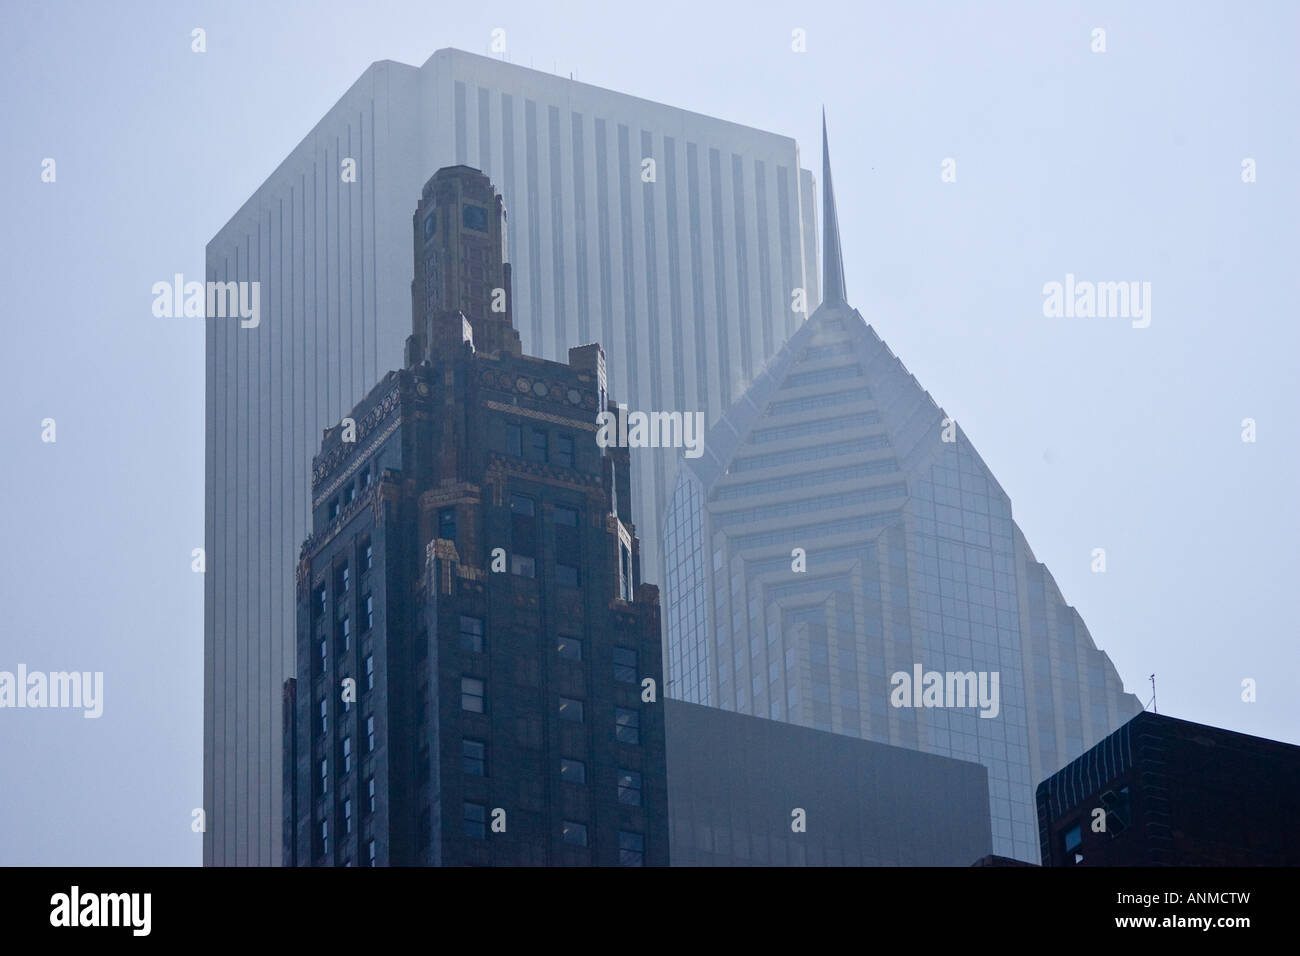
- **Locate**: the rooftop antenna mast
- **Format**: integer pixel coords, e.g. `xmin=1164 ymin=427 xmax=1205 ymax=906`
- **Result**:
xmin=1147 ymin=674 xmax=1157 ymax=713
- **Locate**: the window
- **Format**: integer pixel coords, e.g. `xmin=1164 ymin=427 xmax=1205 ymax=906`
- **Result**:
xmin=340 ymin=616 xmax=351 ymax=651
xmin=459 ymin=616 xmax=484 ymax=654
xmin=1063 ymin=823 xmax=1084 ymax=865
xmin=438 ymin=507 xmax=456 ymax=542
xmin=528 ymin=428 xmax=548 ymax=462
xmin=614 ymin=647 xmax=637 ymax=684
xmin=344 ymin=483 xmax=356 ymax=505
xmin=337 ymin=564 xmax=350 ymax=594
xmin=366 ymin=777 xmax=375 ymax=815
xmin=561 ymin=821 xmax=588 ymax=847
xmin=619 ymin=544 xmax=632 ymax=601
xmin=560 ymin=758 xmax=586 ymax=784
xmin=341 ymin=737 xmax=352 ymax=775
xmin=615 ymin=707 xmax=640 ymax=745
xmin=506 ymin=424 xmax=522 ymax=457
xmin=367 ymin=838 xmax=376 ymax=866
xmin=318 ymin=698 xmax=327 ymax=737
xmin=361 ymin=469 xmax=372 ymax=489
xmin=555 ymin=434 xmax=575 ymax=468
xmin=463 ymin=204 xmax=488 ymax=232
xmin=556 ymin=636 xmax=582 ymax=661
xmin=328 ymin=499 xmax=340 ymax=520
xmin=558 ymin=697 xmax=584 ymax=723
xmin=464 ymin=802 xmax=487 ymax=840
xmin=363 ymin=595 xmax=374 ymax=631
xmin=319 ymin=638 xmax=327 ymax=672
xmin=319 ymin=819 xmax=329 ymax=857
xmin=511 ymin=494 xmax=537 ymax=574
xmin=461 ymin=677 xmax=486 ymax=714
xmin=364 ymin=654 xmax=374 ymax=691
xmin=618 ymin=831 xmax=644 ymax=866
xmin=314 ymin=585 xmax=327 ymax=618
xmin=617 ymin=769 xmax=642 ymax=806
xmin=366 ymin=715 xmax=375 ymax=753
xmin=423 ymin=211 xmax=436 ymax=239
xmin=463 ymin=739 xmax=486 ymax=777
xmin=318 ymin=757 xmax=328 ymax=795
xmin=555 ymin=503 xmax=581 ymax=587
xmin=342 ymin=798 xmax=353 ymax=835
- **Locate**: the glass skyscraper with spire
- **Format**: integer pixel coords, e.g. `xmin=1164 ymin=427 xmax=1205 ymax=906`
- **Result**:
xmin=661 ymin=119 xmax=1143 ymax=862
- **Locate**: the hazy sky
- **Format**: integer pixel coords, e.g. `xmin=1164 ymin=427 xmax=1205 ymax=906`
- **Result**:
xmin=1 ymin=0 xmax=1296 ymax=865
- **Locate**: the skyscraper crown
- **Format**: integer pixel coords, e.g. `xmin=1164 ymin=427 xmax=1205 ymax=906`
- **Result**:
xmin=407 ymin=165 xmax=520 ymax=365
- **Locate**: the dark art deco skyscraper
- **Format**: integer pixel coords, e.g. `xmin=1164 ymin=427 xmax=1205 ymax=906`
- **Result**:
xmin=661 ymin=120 xmax=1143 ymax=863
xmin=208 ymin=49 xmax=818 ymax=865
xmin=283 ymin=166 xmax=668 ymax=866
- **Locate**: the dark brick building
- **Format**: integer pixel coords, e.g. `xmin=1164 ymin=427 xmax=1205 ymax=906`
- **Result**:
xmin=283 ymin=165 xmax=668 ymax=866
xmin=1037 ymin=711 xmax=1300 ymax=866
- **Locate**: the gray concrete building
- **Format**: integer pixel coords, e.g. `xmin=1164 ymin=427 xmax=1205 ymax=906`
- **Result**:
xmin=665 ymin=699 xmax=992 ymax=866
xmin=661 ymin=123 xmax=1143 ymax=862
xmin=205 ymin=48 xmax=818 ymax=865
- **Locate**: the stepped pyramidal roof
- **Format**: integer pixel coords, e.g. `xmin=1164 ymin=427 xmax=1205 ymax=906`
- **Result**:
xmin=661 ymin=116 xmax=1143 ymax=862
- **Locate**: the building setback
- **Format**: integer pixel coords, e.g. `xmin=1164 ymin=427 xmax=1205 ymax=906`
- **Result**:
xmin=1037 ymin=711 xmax=1300 ymax=866
xmin=207 ymin=47 xmax=818 ymax=865
xmin=283 ymin=166 xmax=668 ymax=866
xmin=665 ymin=699 xmax=992 ymax=866
xmin=660 ymin=121 xmax=1143 ymax=862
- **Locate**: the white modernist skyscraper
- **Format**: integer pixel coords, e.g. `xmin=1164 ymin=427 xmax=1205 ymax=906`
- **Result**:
xmin=205 ymin=48 xmax=819 ymax=865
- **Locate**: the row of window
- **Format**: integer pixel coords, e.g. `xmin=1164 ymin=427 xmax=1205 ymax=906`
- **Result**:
xmin=461 ymin=803 xmax=644 ymax=864
xmin=317 ymin=776 xmax=379 ymax=861
xmin=802 ymin=341 xmax=855 ymax=362
xmin=505 ymin=424 xmax=576 ymax=469
xmin=500 ymin=493 xmax=582 ymax=585
xmin=747 ymin=411 xmax=880 ymax=445
xmin=782 ymin=364 xmax=863 ymax=390
xmin=731 ymin=434 xmax=891 ymax=473
xmin=312 ymin=542 xmax=374 ymax=618
xmin=767 ymin=387 xmax=869 ymax=417
xmin=317 ymin=716 xmax=377 ymax=793
xmin=713 ymin=483 xmax=908 ymax=530
xmin=458 ymin=639 xmax=636 ymax=687
xmin=326 ymin=468 xmax=375 ymax=521
xmin=319 ymin=828 xmax=378 ymax=866
xmin=462 ymin=678 xmax=644 ymax=743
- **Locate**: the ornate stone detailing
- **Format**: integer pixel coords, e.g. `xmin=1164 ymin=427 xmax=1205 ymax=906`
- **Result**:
xmin=483 ymin=400 xmax=598 ymax=431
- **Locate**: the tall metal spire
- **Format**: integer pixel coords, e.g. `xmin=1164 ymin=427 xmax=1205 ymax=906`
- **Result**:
xmin=821 ymin=109 xmax=847 ymax=306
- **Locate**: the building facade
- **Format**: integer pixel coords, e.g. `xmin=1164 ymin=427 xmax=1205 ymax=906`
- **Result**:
xmin=1037 ymin=711 xmax=1300 ymax=866
xmin=661 ymin=124 xmax=1144 ymax=863
xmin=283 ymin=166 xmax=668 ymax=866
xmin=207 ymin=48 xmax=818 ymax=864
xmin=665 ymin=699 xmax=992 ymax=866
